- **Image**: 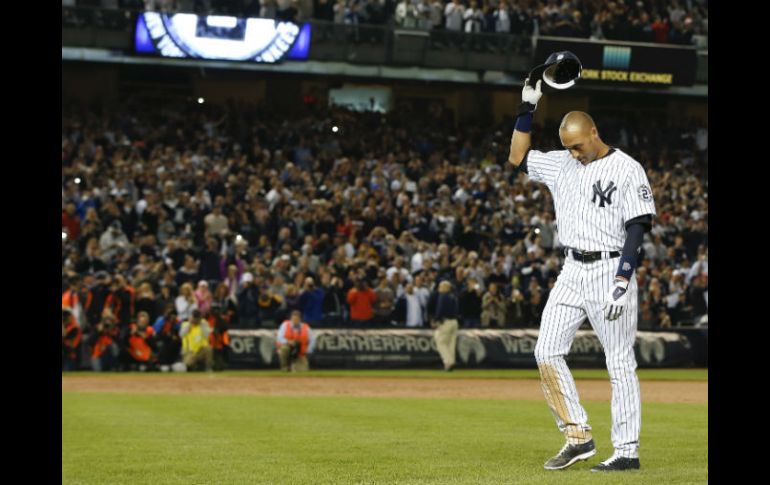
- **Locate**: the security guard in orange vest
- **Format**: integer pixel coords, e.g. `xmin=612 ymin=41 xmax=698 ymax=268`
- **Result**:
xmin=276 ymin=310 xmax=316 ymax=372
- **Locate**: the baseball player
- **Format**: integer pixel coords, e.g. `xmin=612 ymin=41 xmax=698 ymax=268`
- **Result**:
xmin=508 ymin=79 xmax=656 ymax=472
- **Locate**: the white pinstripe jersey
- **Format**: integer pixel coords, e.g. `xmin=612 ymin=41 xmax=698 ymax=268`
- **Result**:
xmin=525 ymin=147 xmax=656 ymax=252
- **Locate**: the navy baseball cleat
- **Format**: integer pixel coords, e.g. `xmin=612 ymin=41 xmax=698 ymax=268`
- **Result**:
xmin=590 ymin=455 xmax=640 ymax=471
xmin=543 ymin=440 xmax=596 ymax=470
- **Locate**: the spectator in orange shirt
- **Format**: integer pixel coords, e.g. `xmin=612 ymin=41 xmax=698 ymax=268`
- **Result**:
xmin=347 ymin=278 xmax=377 ymax=327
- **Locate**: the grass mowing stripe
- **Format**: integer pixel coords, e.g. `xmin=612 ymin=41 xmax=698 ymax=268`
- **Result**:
xmin=63 ymin=393 xmax=707 ymax=485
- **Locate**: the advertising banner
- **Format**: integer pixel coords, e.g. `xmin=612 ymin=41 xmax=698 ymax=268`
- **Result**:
xmin=535 ymin=37 xmax=697 ymax=87
xmin=227 ymin=328 xmax=695 ymax=369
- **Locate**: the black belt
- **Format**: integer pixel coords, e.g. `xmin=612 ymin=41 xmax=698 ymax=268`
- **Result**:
xmin=564 ymin=248 xmax=621 ymax=263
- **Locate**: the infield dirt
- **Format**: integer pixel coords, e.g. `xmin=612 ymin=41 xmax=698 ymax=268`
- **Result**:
xmin=62 ymin=375 xmax=706 ymax=404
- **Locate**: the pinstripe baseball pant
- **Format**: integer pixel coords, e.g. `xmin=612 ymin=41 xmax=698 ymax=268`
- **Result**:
xmin=534 ymin=257 xmax=641 ymax=458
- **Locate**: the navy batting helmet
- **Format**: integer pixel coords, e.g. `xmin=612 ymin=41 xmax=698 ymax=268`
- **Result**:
xmin=528 ymin=51 xmax=582 ymax=90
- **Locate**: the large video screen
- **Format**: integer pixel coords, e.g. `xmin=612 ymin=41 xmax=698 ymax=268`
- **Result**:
xmin=135 ymin=12 xmax=310 ymax=63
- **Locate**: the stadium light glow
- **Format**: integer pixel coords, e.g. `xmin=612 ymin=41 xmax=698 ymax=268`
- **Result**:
xmin=198 ymin=97 xmax=205 ymax=104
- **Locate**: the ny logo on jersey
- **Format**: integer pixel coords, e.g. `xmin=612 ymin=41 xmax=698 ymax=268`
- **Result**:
xmin=592 ymin=180 xmax=617 ymax=207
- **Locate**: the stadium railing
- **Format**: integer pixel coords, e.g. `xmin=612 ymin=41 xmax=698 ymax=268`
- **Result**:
xmin=62 ymin=5 xmax=707 ymax=83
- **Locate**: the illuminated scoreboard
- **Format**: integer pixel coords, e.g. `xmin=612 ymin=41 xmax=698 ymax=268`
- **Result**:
xmin=134 ymin=12 xmax=311 ymax=63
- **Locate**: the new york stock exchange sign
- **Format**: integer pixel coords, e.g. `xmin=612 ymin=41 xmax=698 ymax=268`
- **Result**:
xmin=227 ymin=329 xmax=695 ymax=369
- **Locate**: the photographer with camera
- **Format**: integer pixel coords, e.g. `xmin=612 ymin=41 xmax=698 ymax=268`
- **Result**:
xmin=481 ymin=282 xmax=507 ymax=328
xmin=276 ymin=310 xmax=316 ymax=372
xmin=62 ymin=308 xmax=82 ymax=372
xmin=126 ymin=311 xmax=157 ymax=371
xmin=88 ymin=314 xmax=120 ymax=371
xmin=62 ymin=275 xmax=88 ymax=329
xmin=179 ymin=309 xmax=213 ymax=372
xmin=152 ymin=306 xmax=182 ymax=371
xmin=255 ymin=283 xmax=284 ymax=328
xmin=103 ymin=274 xmax=135 ymax=329
xmin=208 ymin=305 xmax=231 ymax=371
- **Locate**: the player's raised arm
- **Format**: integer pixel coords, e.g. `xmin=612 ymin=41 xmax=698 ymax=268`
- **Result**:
xmin=508 ymin=79 xmax=543 ymax=167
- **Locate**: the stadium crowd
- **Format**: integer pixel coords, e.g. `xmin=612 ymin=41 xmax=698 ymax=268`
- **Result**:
xmin=68 ymin=0 xmax=708 ymax=45
xmin=61 ymin=96 xmax=707 ymax=371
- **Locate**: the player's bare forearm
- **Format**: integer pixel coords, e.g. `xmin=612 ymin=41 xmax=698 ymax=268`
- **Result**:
xmin=508 ymin=129 xmax=531 ymax=167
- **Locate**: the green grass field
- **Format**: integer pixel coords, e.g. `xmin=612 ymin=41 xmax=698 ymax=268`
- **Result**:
xmin=62 ymin=370 xmax=707 ymax=484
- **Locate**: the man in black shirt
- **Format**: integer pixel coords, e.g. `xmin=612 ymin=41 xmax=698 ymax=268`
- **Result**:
xmin=459 ymin=281 xmax=483 ymax=328
xmin=199 ymin=238 xmax=222 ymax=283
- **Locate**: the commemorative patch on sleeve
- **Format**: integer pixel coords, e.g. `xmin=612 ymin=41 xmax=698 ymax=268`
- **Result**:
xmin=638 ymin=185 xmax=652 ymax=201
